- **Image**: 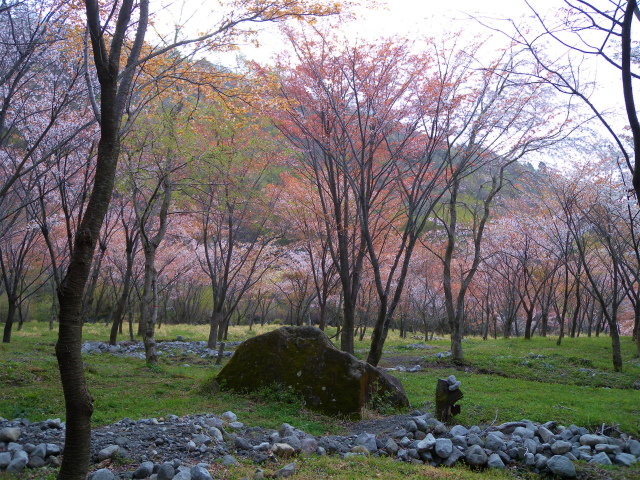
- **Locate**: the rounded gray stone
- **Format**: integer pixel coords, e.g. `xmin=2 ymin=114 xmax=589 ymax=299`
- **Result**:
xmin=89 ymin=469 xmax=117 ymax=480
xmin=279 ymin=423 xmax=295 ymax=438
xmin=450 ymin=425 xmax=469 ymax=437
xmin=467 ymin=434 xmax=484 ymax=447
xmin=221 ymin=411 xmax=237 ymax=423
xmin=6 ymin=450 xmax=28 ymax=473
xmin=465 ymin=444 xmax=488 ymax=466
xmin=405 ymin=420 xmax=417 ymax=433
xmin=547 ymin=455 xmax=576 ymax=477
xmin=551 ymin=440 xmax=573 ymax=455
xmin=235 ymin=436 xmax=252 ymax=451
xmin=513 ymin=426 xmax=535 ymax=440
xmin=221 ymin=454 xmax=238 ymax=466
xmin=614 ymin=453 xmax=637 ymax=466
xmin=157 ymin=463 xmax=176 ymax=480
xmin=434 ymin=438 xmax=453 ymax=458
xmin=0 ymin=427 xmax=21 ymax=443
xmin=301 ymin=437 xmax=318 ymax=455
xmin=190 ymin=465 xmax=213 ymax=480
xmin=134 ymin=461 xmax=155 ymax=478
xmin=97 ymin=444 xmax=120 ymax=461
xmin=33 ymin=443 xmax=47 ymax=459
xmin=27 ymin=456 xmax=46 ymax=468
xmin=487 ymin=453 xmax=505 ymax=468
xmin=385 ymin=438 xmax=399 ymax=455
xmin=354 ymin=432 xmax=377 ymax=453
xmin=282 ymin=435 xmax=301 ymax=450
xmin=589 ymin=452 xmax=612 ymax=465
xmin=485 ymin=433 xmax=506 ymax=452
xmin=0 ymin=452 xmax=11 ymax=468
xmin=275 ymin=462 xmax=296 ymax=478
xmin=579 ymin=434 xmax=608 ymax=446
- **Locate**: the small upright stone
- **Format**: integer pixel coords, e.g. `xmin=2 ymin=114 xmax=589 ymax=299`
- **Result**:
xmin=0 ymin=452 xmax=11 ymax=469
xmin=537 ymin=426 xmax=554 ymax=443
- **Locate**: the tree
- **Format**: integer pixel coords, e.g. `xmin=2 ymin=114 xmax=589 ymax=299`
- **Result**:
xmin=492 ymin=1 xmax=640 ymax=204
xmin=546 ymin=164 xmax=628 ymax=371
xmin=277 ymin=172 xmax=339 ymax=330
xmin=269 ymin=29 xmax=449 ymax=358
xmin=420 ymin=43 xmax=571 ymax=362
xmin=186 ymin=99 xmax=283 ymax=349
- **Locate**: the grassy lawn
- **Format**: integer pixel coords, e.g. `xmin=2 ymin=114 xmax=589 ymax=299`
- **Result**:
xmin=1 ymin=322 xmax=639 ymax=479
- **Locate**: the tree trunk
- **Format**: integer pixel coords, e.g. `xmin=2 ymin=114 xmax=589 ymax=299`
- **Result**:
xmin=450 ymin=309 xmax=463 ymax=362
xmin=141 ymin=247 xmax=158 ymax=364
xmin=128 ymin=296 xmax=135 ymax=341
xmin=341 ymin=301 xmax=355 ymax=355
xmin=109 ymin=247 xmax=134 ymax=345
xmin=54 ymin=126 xmax=122 ymax=480
xmin=318 ymin=301 xmax=327 ymax=331
xmin=207 ymin=309 xmax=222 ymax=349
xmin=2 ymin=299 xmax=16 ymax=343
xmin=610 ymin=319 xmax=623 ymax=372
xmin=524 ymin=308 xmax=533 ymax=340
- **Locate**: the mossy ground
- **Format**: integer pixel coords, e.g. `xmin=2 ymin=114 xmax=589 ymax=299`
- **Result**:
xmin=1 ymin=322 xmax=639 ymax=479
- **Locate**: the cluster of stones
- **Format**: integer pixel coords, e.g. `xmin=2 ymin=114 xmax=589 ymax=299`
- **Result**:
xmin=0 ymin=419 xmax=62 ymax=473
xmin=81 ymin=339 xmax=239 ymax=361
xmin=2 ymin=410 xmax=639 ymax=479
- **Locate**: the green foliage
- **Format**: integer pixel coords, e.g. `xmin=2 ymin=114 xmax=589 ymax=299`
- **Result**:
xmin=367 ymin=389 xmax=399 ymax=416
xmin=2 ymin=323 xmax=639 ymax=449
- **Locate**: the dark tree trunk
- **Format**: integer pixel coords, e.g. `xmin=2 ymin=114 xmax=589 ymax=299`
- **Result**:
xmin=524 ymin=308 xmax=533 ymax=340
xmin=109 ymin=250 xmax=134 ymax=345
xmin=56 ymin=0 xmax=149 ymax=476
xmin=2 ymin=300 xmax=16 ymax=343
xmin=55 ymin=139 xmax=118 ymax=479
xmin=207 ymin=309 xmax=222 ymax=349
xmin=318 ymin=302 xmax=327 ymax=331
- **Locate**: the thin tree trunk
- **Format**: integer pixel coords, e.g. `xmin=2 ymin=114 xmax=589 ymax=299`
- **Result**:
xmin=2 ymin=300 xmax=16 ymax=343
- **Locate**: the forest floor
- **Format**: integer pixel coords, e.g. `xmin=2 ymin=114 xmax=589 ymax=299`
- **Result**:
xmin=1 ymin=323 xmax=639 ymax=479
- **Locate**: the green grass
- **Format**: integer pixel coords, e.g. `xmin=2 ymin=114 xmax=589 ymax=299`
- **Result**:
xmin=1 ymin=322 xmax=640 ymax=479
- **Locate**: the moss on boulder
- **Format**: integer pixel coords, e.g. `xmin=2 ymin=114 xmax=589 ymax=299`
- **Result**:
xmin=212 ymin=326 xmax=409 ymax=417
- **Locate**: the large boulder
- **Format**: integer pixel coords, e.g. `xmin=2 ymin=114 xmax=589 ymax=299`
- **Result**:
xmin=212 ymin=326 xmax=409 ymax=417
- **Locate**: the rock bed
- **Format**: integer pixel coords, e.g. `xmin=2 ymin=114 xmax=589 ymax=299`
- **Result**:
xmin=81 ymin=339 xmax=241 ymax=361
xmin=1 ymin=410 xmax=638 ymax=479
